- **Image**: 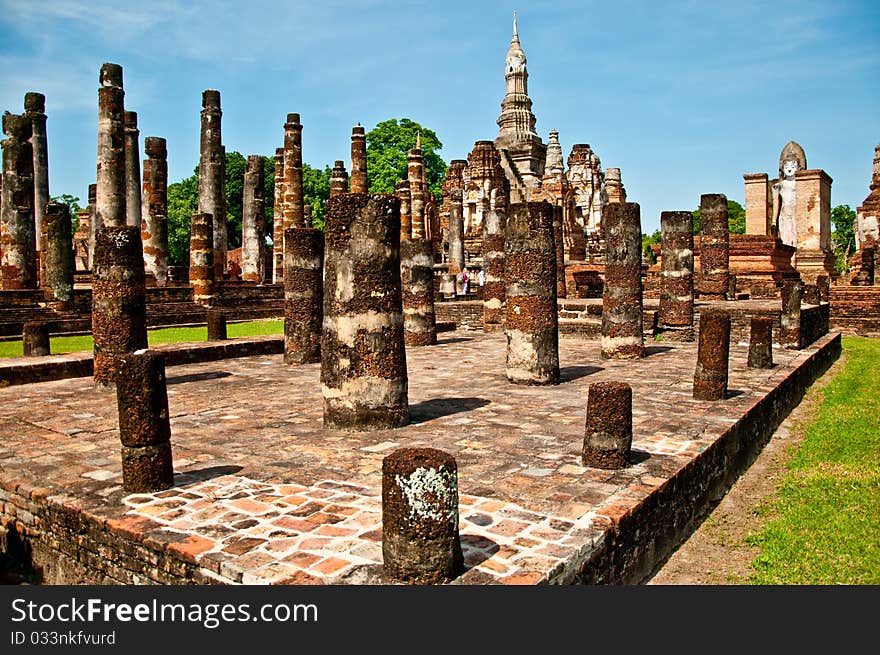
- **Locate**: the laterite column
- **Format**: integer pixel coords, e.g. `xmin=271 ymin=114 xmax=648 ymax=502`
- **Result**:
xmin=482 ymin=194 xmax=506 ymax=330
xmin=96 ymin=63 xmax=126 ymax=229
xmin=284 ymin=227 xmax=323 ymax=364
xmin=401 ymin=239 xmax=437 ymax=346
xmin=124 ymin=111 xmax=142 ymax=229
xmin=582 ymin=381 xmax=632 ymax=469
xmin=396 ymin=179 xmax=412 ymax=242
xmin=698 ymin=193 xmax=729 ymax=300
xmin=504 ymin=201 xmax=559 ymax=384
xmin=552 ymin=205 xmax=567 ymax=299
xmin=272 ymin=147 xmax=284 ymax=283
xmin=693 ymin=309 xmax=730 ymax=401
xmin=22 ymin=322 xmax=50 ymax=357
xmin=206 ymin=309 xmax=227 ymax=341
xmin=141 ymin=136 xmax=168 ymax=286
xmin=601 ymin=202 xmax=644 ymax=358
xmin=329 ymin=160 xmax=349 ymax=198
xmin=748 ymin=316 xmax=773 ymax=368
xmin=780 ymin=281 xmax=802 ymax=349
xmin=242 ymin=154 xmax=265 ymax=283
xmin=24 ymin=92 xmax=49 ymax=254
xmin=321 ymin=193 xmax=408 ymax=430
xmin=350 ymin=125 xmax=367 ymax=194
xmin=657 ymin=210 xmax=695 ymax=341
xmin=40 ymin=201 xmax=74 ymax=308
xmin=283 ymin=113 xmax=304 ymax=230
xmin=87 ymin=183 xmax=97 ymax=270
xmin=198 ymin=90 xmax=225 ymax=278
xmin=1 ymin=113 xmax=37 ymax=289
xmin=189 ymin=212 xmax=215 ymax=306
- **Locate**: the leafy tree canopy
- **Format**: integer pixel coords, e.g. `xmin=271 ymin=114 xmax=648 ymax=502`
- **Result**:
xmin=365 ymin=118 xmax=446 ymax=200
xmin=691 ymin=199 xmax=746 ymax=235
xmin=50 ymin=193 xmax=83 ymax=233
xmin=831 ymin=204 xmax=857 ymax=274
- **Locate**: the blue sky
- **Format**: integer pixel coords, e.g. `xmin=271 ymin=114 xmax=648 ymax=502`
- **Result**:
xmin=1 ymin=0 xmax=878 ymax=233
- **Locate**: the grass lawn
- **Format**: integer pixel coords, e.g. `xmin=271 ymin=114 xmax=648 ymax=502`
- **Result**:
xmin=0 ymin=319 xmax=283 ymax=358
xmin=746 ymin=335 xmax=880 ymax=584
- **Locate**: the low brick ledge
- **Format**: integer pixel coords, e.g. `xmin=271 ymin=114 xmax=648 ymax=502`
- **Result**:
xmin=0 ymin=335 xmax=284 ymax=387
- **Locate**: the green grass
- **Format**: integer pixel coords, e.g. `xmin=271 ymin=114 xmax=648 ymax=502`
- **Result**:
xmin=746 ymin=336 xmax=880 ymax=584
xmin=0 ymin=318 xmax=283 ymax=358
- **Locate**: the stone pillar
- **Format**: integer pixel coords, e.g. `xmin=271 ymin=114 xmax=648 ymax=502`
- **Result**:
xmin=92 ymin=226 xmax=148 ymax=388
xmin=124 ymin=111 xmax=142 ymax=229
xmin=601 ymin=202 xmax=644 ymax=359
xmin=552 ymin=204 xmax=566 ymax=299
xmin=242 ymin=154 xmax=265 ymax=283
xmin=780 ymin=281 xmax=802 ymax=349
xmin=96 ymin=63 xmax=126 ymax=229
xmin=272 ymin=147 xmax=285 ymax=283
xmin=382 ymin=447 xmax=463 ymax=585
xmin=1 ymin=113 xmax=37 ymax=290
xmin=744 ymin=173 xmax=770 ymax=235
xmin=693 ymin=309 xmax=730 ymax=401
xmin=794 ymin=169 xmax=835 ymax=282
xmin=116 ymin=350 xmax=174 ymax=493
xmin=198 ymin=90 xmax=225 ymax=279
xmin=189 ymin=212 xmax=215 ymax=306
xmin=40 ymin=201 xmax=74 ymax=308
xmin=657 ymin=210 xmax=694 ymax=340
xmin=24 ymin=92 xmax=49 ymax=254
xmin=482 ymin=193 xmax=506 ymax=330
xmin=504 ymin=201 xmax=559 ymax=384
xmin=141 ymin=136 xmax=168 ymax=286
xmin=401 ymin=239 xmax=437 ymax=347
xmin=605 ymin=167 xmax=626 ymax=204
xmin=329 ymin=160 xmax=349 ymax=198
xmin=748 ymin=316 xmax=773 ymax=368
xmin=206 ymin=309 xmax=227 ymax=341
xmin=22 ymin=322 xmax=50 ymax=357
xmin=284 ymin=227 xmax=323 ymax=364
xmin=698 ymin=193 xmax=729 ymax=300
xmin=350 ymin=125 xmax=367 ymax=194
xmin=408 ymin=147 xmax=426 ymax=240
xmin=321 ymin=193 xmax=408 ymax=430
xmin=282 ymin=113 xmax=304 ymax=231
xmin=396 ymin=179 xmax=412 ymax=242
xmin=582 ymin=381 xmax=632 ymax=469
xmin=87 ymin=183 xmax=97 ymax=270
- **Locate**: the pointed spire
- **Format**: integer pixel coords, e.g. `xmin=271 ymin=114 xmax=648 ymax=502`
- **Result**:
xmin=416 ymin=130 xmax=421 ymax=150
xmin=512 ymin=11 xmax=518 ymax=41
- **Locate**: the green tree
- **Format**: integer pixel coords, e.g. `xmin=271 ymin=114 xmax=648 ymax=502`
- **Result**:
xmin=303 ymin=164 xmax=331 ymax=231
xmin=831 ymin=204 xmax=857 ymax=274
xmin=691 ymin=199 xmax=746 ymax=235
xmin=365 ymin=118 xmax=446 ymax=200
xmin=50 ymin=193 xmax=83 ymax=234
xmin=166 ymin=175 xmax=198 ymax=266
xmin=642 ymin=229 xmax=661 ymax=263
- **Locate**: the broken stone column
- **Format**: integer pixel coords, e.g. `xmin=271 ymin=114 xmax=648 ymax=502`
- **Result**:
xmin=1 ymin=113 xmax=37 ymax=290
xmin=582 ymin=381 xmax=632 ymax=469
xmin=408 ymin=147 xmax=426 ymax=240
xmin=273 ymin=147 xmax=285 ymax=283
xmin=24 ymin=92 xmax=49 ymax=254
xmin=748 ymin=316 xmax=774 ymax=368
xmin=206 ymin=309 xmax=227 ymax=341
xmin=504 ymin=201 xmax=559 ymax=384
xmin=693 ymin=308 xmax=730 ymax=401
xmin=87 ymin=183 xmax=97 ymax=270
xmin=92 ymin=226 xmax=148 ymax=389
xmin=601 ymin=202 xmax=644 ymax=359
xmin=321 ymin=193 xmax=408 ymax=430
xmin=141 ymin=136 xmax=168 ymax=286
xmin=124 ymin=111 xmax=142 ymax=229
xmin=698 ymin=193 xmax=729 ymax=300
xmin=482 ymin=191 xmax=507 ymax=331
xmin=282 ymin=113 xmax=304 ymax=231
xmin=401 ymin=239 xmax=437 ymax=346
xmin=96 ymin=63 xmax=126 ymax=229
xmin=382 ymin=447 xmax=463 ymax=585
xmin=189 ymin=212 xmax=215 ymax=306
xmin=242 ymin=154 xmax=265 ymax=283
xmin=40 ymin=201 xmax=74 ymax=308
xmin=116 ymin=350 xmax=174 ymax=492
xmin=396 ymin=179 xmax=412 ymax=242
xmin=552 ymin=204 xmax=567 ymax=298
xmin=198 ymin=90 xmax=225 ymax=279
xmin=284 ymin=227 xmax=323 ymax=364
xmin=780 ymin=281 xmax=802 ymax=349
xmin=350 ymin=125 xmax=368 ymax=194
xmin=22 ymin=322 xmax=50 ymax=357
xmin=443 ymin=159 xmax=466 ymax=277
xmin=330 ymin=160 xmax=349 ymax=198
xmin=657 ymin=210 xmax=695 ymax=341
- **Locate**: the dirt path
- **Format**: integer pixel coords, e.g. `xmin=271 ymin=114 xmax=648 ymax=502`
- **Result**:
xmin=645 ymin=354 xmax=844 ymax=585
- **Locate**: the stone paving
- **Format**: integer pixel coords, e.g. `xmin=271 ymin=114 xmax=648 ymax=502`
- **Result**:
xmin=0 ymin=328 xmax=836 ymax=584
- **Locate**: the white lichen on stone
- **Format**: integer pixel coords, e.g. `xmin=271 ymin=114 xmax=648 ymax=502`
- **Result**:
xmin=395 ymin=466 xmax=458 ymax=525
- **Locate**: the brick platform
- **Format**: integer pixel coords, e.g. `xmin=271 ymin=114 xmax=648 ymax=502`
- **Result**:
xmin=0 ymin=329 xmax=840 ymax=585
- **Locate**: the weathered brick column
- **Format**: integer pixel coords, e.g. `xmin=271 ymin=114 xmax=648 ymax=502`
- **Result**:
xmin=87 ymin=183 xmax=97 ymax=270
xmin=92 ymin=226 xmax=148 ymax=389
xmin=284 ymin=227 xmax=323 ymax=364
xmin=272 ymin=147 xmax=285 ymax=283
xmin=198 ymin=90 xmax=225 ymax=279
xmin=96 ymin=63 xmax=126 ymax=229
xmin=189 ymin=212 xmax=215 ymax=307
xmin=22 ymin=322 xmax=50 ymax=357
xmin=504 ymin=201 xmax=559 ymax=384
xmin=601 ymin=202 xmax=644 ymax=359
xmin=329 ymin=160 xmax=349 ymax=198
xmin=206 ymin=309 xmax=227 ymax=341
xmin=350 ymin=125 xmax=368 ymax=194
xmin=321 ymin=193 xmax=408 ymax=430
xmin=1 ymin=113 xmax=37 ymax=289
xmin=582 ymin=381 xmax=632 ymax=469
xmin=698 ymin=193 xmax=729 ymax=300
xmin=283 ymin=113 xmax=304 ymax=231
xmin=747 ymin=316 xmax=773 ymax=368
xmin=24 ymin=92 xmax=49 ymax=255
xmin=401 ymin=239 xmax=437 ymax=346
xmin=116 ymin=350 xmax=174 ymax=492
xmin=482 ymin=194 xmax=507 ymax=331
xmin=780 ymin=281 xmax=802 ymax=349
xmin=552 ymin=204 xmax=567 ymax=299
xmin=141 ymin=136 xmax=168 ymax=286
xmin=693 ymin=308 xmax=730 ymax=401
xmin=382 ymin=447 xmax=463 ymax=584
xmin=242 ymin=154 xmax=265 ymax=283
xmin=443 ymin=159 xmax=466 ymax=277
xmin=657 ymin=210 xmax=695 ymax=341
xmin=408 ymin=147 xmax=426 ymax=240
xmin=40 ymin=201 xmax=74 ymax=308
xmin=124 ymin=111 xmax=142 ymax=229
xmin=396 ymin=179 xmax=412 ymax=242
